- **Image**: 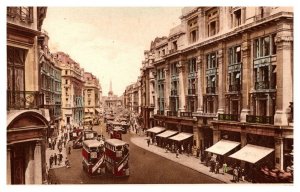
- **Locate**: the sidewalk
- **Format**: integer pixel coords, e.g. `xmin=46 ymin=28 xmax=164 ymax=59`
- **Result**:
xmin=129 ymin=128 xmax=248 ymax=184
xmin=46 ymin=131 xmax=71 ymax=171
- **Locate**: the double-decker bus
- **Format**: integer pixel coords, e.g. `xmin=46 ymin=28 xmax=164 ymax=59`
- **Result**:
xmin=105 ymin=139 xmax=129 ymax=177
xmin=82 ymin=140 xmax=105 ymax=175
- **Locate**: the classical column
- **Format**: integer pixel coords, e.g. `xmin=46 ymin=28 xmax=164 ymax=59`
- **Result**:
xmin=7 ymin=146 xmax=11 ymax=184
xmin=274 ymin=27 xmax=293 ymax=126
xmin=138 ymin=80 xmax=142 ymax=114
xmin=196 ymin=54 xmax=204 ymax=113
xmin=164 ymin=65 xmax=170 ymax=115
xmin=25 ymin=145 xmax=34 ymax=184
xmin=153 ymin=70 xmax=158 ymax=114
xmin=177 ymin=60 xmax=186 ymax=114
xmin=274 ymin=137 xmax=284 ymax=170
xmin=217 ymin=47 xmax=225 ymax=114
xmin=212 ymin=126 xmax=221 ymax=144
xmin=34 ymin=141 xmax=43 ymax=184
xmin=240 ymin=33 xmax=252 ymax=122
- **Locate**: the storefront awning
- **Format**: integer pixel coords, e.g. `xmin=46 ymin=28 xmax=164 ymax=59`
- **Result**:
xmin=156 ymin=130 xmax=178 ymax=138
xmin=169 ymin=132 xmax=193 ymax=141
xmin=229 ymin=144 xmax=274 ymax=164
xmin=205 ymin=139 xmax=240 ymax=155
xmin=95 ymin=108 xmax=101 ymax=113
xmin=146 ymin=127 xmax=166 ymax=134
xmin=85 ymin=108 xmax=89 ymax=113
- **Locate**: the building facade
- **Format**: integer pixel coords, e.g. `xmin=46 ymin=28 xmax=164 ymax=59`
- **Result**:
xmin=56 ymin=52 xmax=85 ymax=127
xmin=83 ymin=72 xmax=102 ymax=118
xmin=38 ymin=31 xmax=62 ymax=135
xmin=123 ymin=80 xmax=141 ymax=114
xmin=103 ymin=81 xmax=122 ymax=111
xmin=7 ymin=7 xmax=49 ymax=184
xmin=137 ymin=7 xmax=293 ymax=171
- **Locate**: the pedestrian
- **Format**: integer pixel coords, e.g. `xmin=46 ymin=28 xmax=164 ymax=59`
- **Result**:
xmin=241 ymin=168 xmax=245 ymax=181
xmin=180 ymin=144 xmax=184 ymax=154
xmin=165 ymin=144 xmax=169 ymax=153
xmin=210 ymin=160 xmax=215 ymax=172
xmin=215 ymin=161 xmax=220 ymax=174
xmin=48 ymin=137 xmax=52 ymax=148
xmin=237 ymin=166 xmax=241 ymax=182
xmin=233 ymin=167 xmax=238 ymax=182
xmin=223 ymin=162 xmax=228 ymax=174
xmin=176 ymin=148 xmax=179 ymax=158
xmin=68 ymin=145 xmax=71 ymax=154
xmin=196 ymin=147 xmax=200 ymax=157
xmin=147 ymin=138 xmax=150 ymax=147
xmin=54 ymin=153 xmax=57 ymax=166
xmin=49 ymin=154 xmax=53 ymax=168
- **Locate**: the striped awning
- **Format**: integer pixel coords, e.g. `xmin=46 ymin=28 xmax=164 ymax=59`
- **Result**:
xmin=169 ymin=132 xmax=193 ymax=141
xmin=229 ymin=144 xmax=274 ymax=164
xmin=205 ymin=140 xmax=240 ymax=155
xmin=156 ymin=130 xmax=178 ymax=138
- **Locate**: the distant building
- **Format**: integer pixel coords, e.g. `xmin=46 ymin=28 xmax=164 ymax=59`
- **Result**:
xmin=123 ymin=80 xmax=141 ymax=114
xmin=83 ymin=72 xmax=102 ymax=118
xmin=103 ymin=81 xmax=122 ymax=111
xmin=7 ymin=7 xmax=49 ymax=184
xmin=56 ymin=52 xmax=85 ymax=126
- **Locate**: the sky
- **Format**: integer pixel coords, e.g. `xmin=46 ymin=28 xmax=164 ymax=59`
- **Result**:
xmin=42 ymin=7 xmax=182 ymax=96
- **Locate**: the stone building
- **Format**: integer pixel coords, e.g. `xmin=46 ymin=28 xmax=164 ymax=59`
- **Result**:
xmin=103 ymin=81 xmax=122 ymax=111
xmin=123 ymin=80 xmax=141 ymax=114
xmin=38 ymin=30 xmax=62 ymax=136
xmin=55 ymin=52 xmax=85 ymax=127
xmin=83 ymin=72 xmax=102 ymax=118
xmin=138 ymin=7 xmax=293 ymax=171
xmin=7 ymin=7 xmax=49 ymax=184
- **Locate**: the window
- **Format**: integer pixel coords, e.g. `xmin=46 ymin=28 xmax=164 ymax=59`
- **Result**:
xmin=229 ymin=46 xmax=241 ymax=64
xmin=172 ymin=41 xmax=177 ymax=51
xmin=206 ymin=8 xmax=219 ymax=37
xmin=171 ymin=63 xmax=178 ymax=76
xmin=233 ymin=9 xmax=242 ymax=27
xmin=188 ymin=17 xmax=199 ymax=43
xmin=65 ymin=79 xmax=68 ymax=84
xmin=7 ymin=46 xmax=26 ymax=94
xmin=206 ymin=52 xmax=217 ymax=69
xmin=190 ymin=30 xmax=197 ymax=43
xmin=254 ymin=35 xmax=276 ymax=58
xmin=65 ymin=70 xmax=68 ymax=75
xmin=188 ymin=58 xmax=197 ymax=73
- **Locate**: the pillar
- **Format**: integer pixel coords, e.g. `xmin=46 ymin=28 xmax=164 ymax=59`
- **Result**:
xmin=164 ymin=65 xmax=170 ymax=115
xmin=212 ymin=126 xmax=221 ymax=144
xmin=34 ymin=141 xmax=42 ymax=184
xmin=177 ymin=60 xmax=186 ymax=113
xmin=196 ymin=53 xmax=204 ymax=113
xmin=217 ymin=46 xmax=225 ymax=114
xmin=240 ymin=33 xmax=252 ymax=122
xmin=275 ymin=137 xmax=284 ymax=170
xmin=7 ymin=146 xmax=11 ymax=184
xmin=25 ymin=145 xmax=34 ymax=184
xmin=274 ymin=24 xmax=293 ymax=126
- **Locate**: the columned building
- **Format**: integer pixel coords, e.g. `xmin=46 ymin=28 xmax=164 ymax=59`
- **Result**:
xmin=103 ymin=81 xmax=122 ymax=111
xmin=135 ymin=7 xmax=293 ymax=172
xmin=56 ymin=52 xmax=85 ymax=127
xmin=7 ymin=7 xmax=49 ymax=184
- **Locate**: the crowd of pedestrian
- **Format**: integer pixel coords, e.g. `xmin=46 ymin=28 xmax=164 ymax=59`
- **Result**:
xmin=48 ymin=124 xmax=73 ymax=170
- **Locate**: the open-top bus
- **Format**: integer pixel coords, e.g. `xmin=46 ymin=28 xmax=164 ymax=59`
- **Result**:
xmin=82 ymin=140 xmax=105 ymax=175
xmin=105 ymin=139 xmax=129 ymax=177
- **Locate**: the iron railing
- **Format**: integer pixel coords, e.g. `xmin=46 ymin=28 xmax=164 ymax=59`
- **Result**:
xmin=167 ymin=111 xmax=178 ymax=117
xmin=7 ymin=7 xmax=33 ymax=23
xmin=218 ymin=113 xmax=239 ymax=121
xmin=7 ymin=91 xmax=44 ymax=110
xmin=156 ymin=110 xmax=164 ymax=115
xmin=246 ymin=115 xmax=274 ymax=124
xmin=180 ymin=112 xmax=192 ymax=118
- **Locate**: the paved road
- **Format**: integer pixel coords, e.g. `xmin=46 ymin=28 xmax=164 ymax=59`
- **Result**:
xmin=49 ymin=123 xmax=222 ymax=184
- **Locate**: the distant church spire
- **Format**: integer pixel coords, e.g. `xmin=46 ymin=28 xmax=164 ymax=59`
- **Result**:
xmin=108 ymin=80 xmax=113 ymax=96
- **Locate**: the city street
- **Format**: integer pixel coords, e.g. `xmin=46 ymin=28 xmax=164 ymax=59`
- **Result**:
xmin=48 ymin=122 xmax=222 ymax=184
